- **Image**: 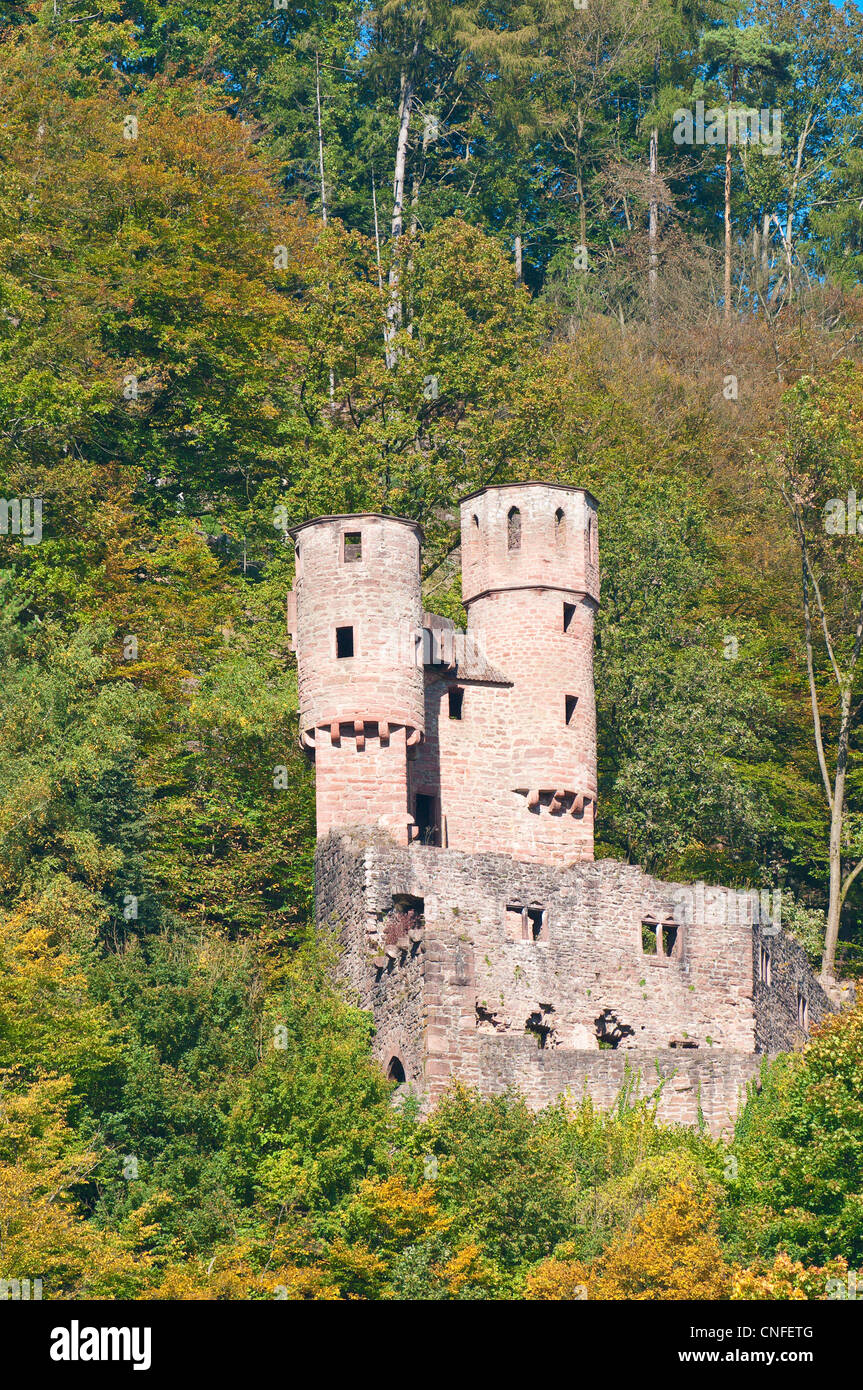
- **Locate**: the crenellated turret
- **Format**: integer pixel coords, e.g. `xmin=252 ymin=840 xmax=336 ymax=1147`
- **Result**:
xmin=456 ymin=483 xmax=599 ymax=862
xmin=288 ymin=513 xmax=424 ymax=842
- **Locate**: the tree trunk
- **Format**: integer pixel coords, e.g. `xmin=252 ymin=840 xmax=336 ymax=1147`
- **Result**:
xmin=371 ymin=172 xmax=388 ymax=359
xmin=514 ymin=234 xmax=523 ymax=281
xmin=315 ymin=52 xmax=328 ymax=226
xmin=648 ymin=125 xmax=658 ymax=329
xmin=575 ymin=106 xmax=587 ymax=249
xmin=723 ymin=67 xmax=737 ymax=323
xmin=315 ymin=52 xmax=334 ymax=404
xmin=385 ymin=57 xmax=418 ymax=367
xmin=648 ymin=47 xmax=660 ymax=331
xmin=823 ymin=689 xmax=852 ymax=980
xmin=391 ymin=66 xmax=414 ymax=243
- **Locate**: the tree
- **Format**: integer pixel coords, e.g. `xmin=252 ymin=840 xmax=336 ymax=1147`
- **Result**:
xmin=528 ymin=1179 xmax=731 ymax=1300
xmin=0 ymin=1076 xmax=151 ymax=1298
xmin=778 ymin=365 xmax=863 ymax=982
xmin=730 ymin=998 xmax=863 ymax=1265
xmin=699 ymin=20 xmax=792 ymax=322
xmin=746 ymin=0 xmax=863 ymax=309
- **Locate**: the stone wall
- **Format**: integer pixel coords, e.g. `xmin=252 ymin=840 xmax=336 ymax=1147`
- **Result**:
xmin=476 ymin=1039 xmax=763 ymax=1137
xmin=315 ymin=834 xmax=836 ymax=1133
xmin=315 ymin=830 xmax=427 ymax=1088
xmin=420 ymin=588 xmax=597 ymax=863
xmin=453 ymin=483 xmax=600 ymax=864
xmin=753 ymin=918 xmax=833 ymax=1052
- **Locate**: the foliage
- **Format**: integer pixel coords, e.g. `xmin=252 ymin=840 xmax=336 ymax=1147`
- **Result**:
xmin=728 ymin=1001 xmax=863 ymax=1266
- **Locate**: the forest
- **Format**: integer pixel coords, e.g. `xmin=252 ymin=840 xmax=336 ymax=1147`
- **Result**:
xmin=1 ymin=0 xmax=863 ymax=1301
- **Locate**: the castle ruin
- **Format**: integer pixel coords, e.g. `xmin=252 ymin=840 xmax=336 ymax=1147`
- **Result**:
xmin=288 ymin=483 xmax=831 ymax=1135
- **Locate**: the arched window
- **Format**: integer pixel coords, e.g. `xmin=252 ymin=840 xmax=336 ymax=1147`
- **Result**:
xmin=507 ymin=506 xmax=521 ymax=551
xmin=387 ymin=1055 xmax=406 ymax=1084
xmin=555 ymin=507 xmax=566 ymax=544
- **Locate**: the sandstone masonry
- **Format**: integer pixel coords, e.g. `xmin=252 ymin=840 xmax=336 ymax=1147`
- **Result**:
xmin=290 ymin=483 xmax=832 ymax=1136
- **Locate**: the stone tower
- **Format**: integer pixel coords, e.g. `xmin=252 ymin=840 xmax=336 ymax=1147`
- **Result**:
xmin=288 ymin=513 xmax=424 ymax=842
xmin=456 ymin=482 xmax=600 ymax=863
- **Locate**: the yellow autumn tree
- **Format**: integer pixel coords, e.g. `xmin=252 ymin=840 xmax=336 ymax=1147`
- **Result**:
xmin=0 ymin=1075 xmax=150 ymax=1298
xmin=730 ymin=1252 xmax=850 ymax=1300
xmin=0 ymin=882 xmax=123 ymax=1091
xmin=527 ymin=1180 xmax=731 ymax=1300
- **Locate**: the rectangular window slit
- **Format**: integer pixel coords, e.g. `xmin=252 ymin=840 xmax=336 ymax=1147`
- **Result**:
xmin=448 ymin=687 xmax=464 ymax=720
xmin=414 ymin=793 xmax=440 ymax=846
xmin=565 ymin=694 xmax=578 ymax=725
xmin=343 ymin=531 xmax=362 ymax=562
xmin=527 ymin=906 xmax=546 ymax=941
xmin=563 ymin=602 xmax=576 ymax=633
xmin=336 ymin=625 xmax=354 ymax=658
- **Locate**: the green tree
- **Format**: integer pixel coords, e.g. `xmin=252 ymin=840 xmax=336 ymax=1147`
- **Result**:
xmin=730 ymin=1000 xmax=863 ymax=1265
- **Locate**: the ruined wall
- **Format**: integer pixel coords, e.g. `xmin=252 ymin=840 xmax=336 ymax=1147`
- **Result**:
xmin=753 ymin=919 xmax=833 ymax=1052
xmin=317 ymin=834 xmax=828 ymax=1134
xmin=477 ymin=1039 xmax=763 ymax=1138
xmin=356 ymin=843 xmax=755 ymax=1059
xmin=315 ymin=831 xmax=427 ymax=1088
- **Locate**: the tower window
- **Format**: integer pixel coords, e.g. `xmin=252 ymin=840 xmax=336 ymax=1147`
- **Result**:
xmin=343 ymin=531 xmax=362 ymax=562
xmin=641 ymin=920 xmax=659 ymax=954
xmin=506 ymin=903 xmax=525 ymax=937
xmin=507 ymin=506 xmax=521 ymax=551
xmin=555 ymin=508 xmax=566 ymax=544
xmin=414 ymin=793 xmax=440 ymax=846
xmin=758 ymin=944 xmax=772 ymax=986
xmin=336 ymin=625 xmax=354 ymax=658
xmin=661 ymin=922 xmax=679 ymax=957
xmin=563 ymin=602 xmax=576 ymax=633
xmin=565 ymin=694 xmax=578 ymax=725
xmin=448 ymin=687 xmax=464 ymax=720
xmin=527 ymin=906 xmax=547 ymax=941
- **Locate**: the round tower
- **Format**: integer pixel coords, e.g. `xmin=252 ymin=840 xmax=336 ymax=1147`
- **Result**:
xmin=459 ymin=483 xmax=600 ymax=862
xmin=288 ymin=513 xmax=424 ymax=842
